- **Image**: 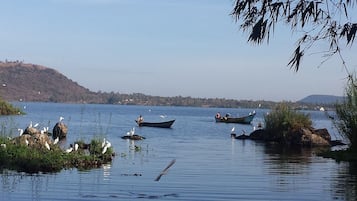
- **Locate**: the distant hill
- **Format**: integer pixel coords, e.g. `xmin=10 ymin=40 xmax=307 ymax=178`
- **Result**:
xmin=298 ymin=95 xmax=345 ymax=105
xmin=0 ymin=61 xmax=332 ymax=109
xmin=0 ymin=61 xmax=101 ymax=103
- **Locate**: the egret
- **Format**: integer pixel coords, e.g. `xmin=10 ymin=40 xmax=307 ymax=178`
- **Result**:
xmin=59 ymin=116 xmax=64 ymax=122
xmin=160 ymin=115 xmax=167 ymax=119
xmin=155 ymin=159 xmax=176 ymax=181
xmin=127 ymin=128 xmax=135 ymax=136
xmin=231 ymin=127 xmax=235 ymax=134
xmin=102 ymin=145 xmax=108 ymax=154
xmin=74 ymin=143 xmax=79 ymax=151
xmin=53 ymin=137 xmax=59 ymax=145
xmin=18 ymin=128 xmax=24 ymax=136
xmin=65 ymin=145 xmax=73 ymax=153
xmin=101 ymin=138 xmax=106 ymax=148
xmin=45 ymin=141 xmax=50 ymax=150
xmin=102 ymin=140 xmax=111 ymax=154
xmin=105 ymin=141 xmax=111 ymax=148
xmin=33 ymin=123 xmax=39 ymax=128
xmin=65 ymin=147 xmax=73 ymax=153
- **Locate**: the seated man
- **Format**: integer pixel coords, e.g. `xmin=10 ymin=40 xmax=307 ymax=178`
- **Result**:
xmin=137 ymin=115 xmax=144 ymax=123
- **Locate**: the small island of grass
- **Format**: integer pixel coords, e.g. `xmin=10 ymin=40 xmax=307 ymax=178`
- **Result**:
xmin=0 ymin=98 xmax=24 ymax=115
xmin=0 ymin=136 xmax=114 ymax=173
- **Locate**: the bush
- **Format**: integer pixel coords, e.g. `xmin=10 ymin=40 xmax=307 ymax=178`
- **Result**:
xmin=0 ymin=136 xmax=114 ymax=173
xmin=0 ymin=98 xmax=24 ymax=115
xmin=334 ymin=78 xmax=357 ymax=151
xmin=265 ymin=103 xmax=312 ymax=134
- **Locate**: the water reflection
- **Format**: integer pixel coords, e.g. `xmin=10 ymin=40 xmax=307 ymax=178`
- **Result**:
xmin=262 ymin=143 xmax=332 ymax=194
xmin=331 ymin=161 xmax=357 ymax=200
xmin=102 ymin=164 xmax=111 ymax=181
xmin=1 ymin=170 xmax=49 ymax=201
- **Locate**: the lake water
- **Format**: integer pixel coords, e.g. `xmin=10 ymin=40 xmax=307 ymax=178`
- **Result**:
xmin=0 ymin=102 xmax=356 ymax=201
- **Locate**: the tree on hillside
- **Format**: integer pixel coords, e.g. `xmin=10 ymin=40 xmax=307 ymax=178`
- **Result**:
xmin=231 ymin=0 xmax=356 ymax=74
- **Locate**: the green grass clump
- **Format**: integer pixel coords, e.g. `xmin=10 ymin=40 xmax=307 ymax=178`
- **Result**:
xmin=334 ymin=78 xmax=357 ymax=151
xmin=0 ymin=98 xmax=24 ymax=115
xmin=265 ymin=103 xmax=312 ymax=133
xmin=0 ymin=137 xmax=114 ymax=173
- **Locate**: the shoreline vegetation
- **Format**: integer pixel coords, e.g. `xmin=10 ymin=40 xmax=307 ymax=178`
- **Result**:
xmin=0 ymin=100 xmax=114 ymax=173
xmin=0 ymin=98 xmax=24 ymax=115
xmin=0 ymin=136 xmax=114 ymax=173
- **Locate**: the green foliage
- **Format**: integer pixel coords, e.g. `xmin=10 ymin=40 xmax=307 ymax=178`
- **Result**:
xmin=335 ymin=78 xmax=357 ymax=151
xmin=0 ymin=136 xmax=114 ymax=173
xmin=265 ymin=103 xmax=312 ymax=133
xmin=231 ymin=0 xmax=356 ymax=71
xmin=0 ymin=98 xmax=24 ymax=115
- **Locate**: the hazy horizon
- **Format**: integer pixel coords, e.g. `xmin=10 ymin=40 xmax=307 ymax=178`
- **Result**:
xmin=0 ymin=0 xmax=355 ymax=102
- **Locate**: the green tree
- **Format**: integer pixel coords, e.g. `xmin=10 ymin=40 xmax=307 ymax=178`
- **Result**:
xmin=231 ymin=0 xmax=356 ymax=72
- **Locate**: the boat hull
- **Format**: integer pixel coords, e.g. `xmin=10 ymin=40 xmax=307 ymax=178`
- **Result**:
xmin=135 ymin=120 xmax=175 ymax=128
xmin=215 ymin=113 xmax=255 ymax=124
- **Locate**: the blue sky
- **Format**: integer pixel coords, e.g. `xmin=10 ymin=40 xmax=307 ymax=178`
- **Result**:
xmin=0 ymin=0 xmax=355 ymax=101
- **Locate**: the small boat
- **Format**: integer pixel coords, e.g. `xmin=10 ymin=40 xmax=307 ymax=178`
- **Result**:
xmin=135 ymin=119 xmax=175 ymax=128
xmin=121 ymin=135 xmax=146 ymax=140
xmin=215 ymin=112 xmax=256 ymax=124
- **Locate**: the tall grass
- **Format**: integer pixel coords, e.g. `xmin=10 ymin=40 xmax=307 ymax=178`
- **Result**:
xmin=335 ymin=78 xmax=357 ymax=151
xmin=0 ymin=137 xmax=114 ymax=173
xmin=265 ymin=103 xmax=312 ymax=134
xmin=0 ymin=98 xmax=24 ymax=115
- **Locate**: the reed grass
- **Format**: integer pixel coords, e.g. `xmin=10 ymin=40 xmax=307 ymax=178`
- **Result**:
xmin=0 ymin=136 xmax=114 ymax=173
xmin=265 ymin=103 xmax=312 ymax=132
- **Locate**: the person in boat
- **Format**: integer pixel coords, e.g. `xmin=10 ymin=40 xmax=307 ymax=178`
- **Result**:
xmin=137 ymin=115 xmax=144 ymax=123
xmin=215 ymin=112 xmax=221 ymax=119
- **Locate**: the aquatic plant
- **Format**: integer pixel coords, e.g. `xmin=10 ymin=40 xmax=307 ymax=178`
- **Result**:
xmin=0 ymin=136 xmax=114 ymax=173
xmin=334 ymin=77 xmax=357 ymax=151
xmin=264 ymin=102 xmax=312 ymax=133
xmin=0 ymin=98 xmax=24 ymax=115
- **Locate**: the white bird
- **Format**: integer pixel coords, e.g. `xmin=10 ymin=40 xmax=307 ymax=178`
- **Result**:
xmin=102 ymin=140 xmax=111 ymax=154
xmin=25 ymin=139 xmax=29 ymax=146
xmin=18 ymin=128 xmax=24 ymax=136
xmin=45 ymin=142 xmax=50 ymax=150
xmin=59 ymin=116 xmax=64 ymax=122
xmin=105 ymin=141 xmax=111 ymax=148
xmin=127 ymin=127 xmax=135 ymax=136
xmin=101 ymin=138 xmax=106 ymax=148
xmin=160 ymin=115 xmax=167 ymax=119
xmin=29 ymin=121 xmax=33 ymax=128
xmin=102 ymin=145 xmax=108 ymax=154
xmin=74 ymin=143 xmax=79 ymax=151
xmin=231 ymin=127 xmax=235 ymax=134
xmin=1 ymin=144 xmax=6 ymax=148
xmin=65 ymin=147 xmax=73 ymax=153
xmin=41 ymin=127 xmax=49 ymax=134
xmin=53 ymin=137 xmax=59 ymax=145
xmin=33 ymin=123 xmax=39 ymax=128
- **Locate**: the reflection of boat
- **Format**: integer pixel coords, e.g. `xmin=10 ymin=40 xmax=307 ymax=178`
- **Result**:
xmin=135 ymin=120 xmax=175 ymax=128
xmin=215 ymin=112 xmax=256 ymax=124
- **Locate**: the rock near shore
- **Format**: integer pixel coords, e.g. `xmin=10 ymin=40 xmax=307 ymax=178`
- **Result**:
xmin=246 ymin=127 xmax=331 ymax=147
